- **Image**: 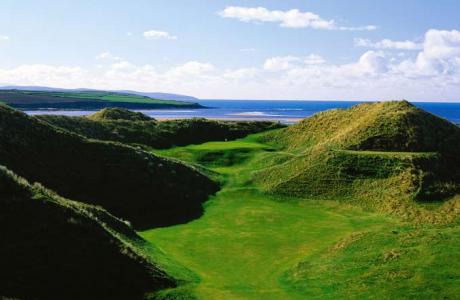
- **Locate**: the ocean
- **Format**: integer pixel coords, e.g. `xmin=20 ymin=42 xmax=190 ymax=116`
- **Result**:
xmin=24 ymin=100 xmax=460 ymax=124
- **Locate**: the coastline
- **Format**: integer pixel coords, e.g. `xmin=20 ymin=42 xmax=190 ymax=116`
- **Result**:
xmin=155 ymin=117 xmax=301 ymax=123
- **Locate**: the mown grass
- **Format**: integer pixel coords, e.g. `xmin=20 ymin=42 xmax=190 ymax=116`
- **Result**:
xmin=141 ymin=134 xmax=396 ymax=300
xmin=141 ymin=128 xmax=460 ymax=299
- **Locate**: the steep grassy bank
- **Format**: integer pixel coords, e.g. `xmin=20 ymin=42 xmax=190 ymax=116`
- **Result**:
xmin=0 ymin=166 xmax=176 ymax=300
xmin=35 ymin=108 xmax=285 ymax=149
xmin=253 ymin=101 xmax=460 ymax=220
xmin=0 ymin=105 xmax=218 ymax=229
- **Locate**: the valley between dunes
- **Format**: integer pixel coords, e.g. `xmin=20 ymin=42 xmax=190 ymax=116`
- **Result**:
xmin=142 ymin=136 xmax=395 ymax=300
xmin=2 ymin=101 xmax=460 ymax=300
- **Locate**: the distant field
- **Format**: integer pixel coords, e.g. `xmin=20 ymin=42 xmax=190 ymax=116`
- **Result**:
xmin=0 ymin=90 xmax=203 ymax=109
xmin=20 ymin=90 xmax=196 ymax=105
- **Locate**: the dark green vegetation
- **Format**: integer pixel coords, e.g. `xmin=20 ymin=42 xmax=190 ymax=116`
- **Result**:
xmin=2 ymin=100 xmax=460 ymax=300
xmin=0 ymin=90 xmax=204 ymax=110
xmin=0 ymin=104 xmax=218 ymax=229
xmin=0 ymin=166 xmax=176 ymax=300
xmin=35 ymin=107 xmax=285 ymax=149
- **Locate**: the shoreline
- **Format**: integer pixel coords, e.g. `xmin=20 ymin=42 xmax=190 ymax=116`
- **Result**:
xmin=156 ymin=117 xmax=302 ymax=123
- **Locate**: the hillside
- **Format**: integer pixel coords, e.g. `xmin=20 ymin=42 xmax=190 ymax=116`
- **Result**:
xmin=254 ymin=101 xmax=460 ymax=216
xmin=0 ymin=85 xmax=199 ymax=101
xmin=0 ymin=104 xmax=219 ymax=229
xmin=0 ymin=166 xmax=176 ymax=300
xmin=259 ymin=100 xmax=460 ymax=153
xmin=35 ymin=108 xmax=285 ymax=149
xmin=0 ymin=90 xmax=204 ymax=110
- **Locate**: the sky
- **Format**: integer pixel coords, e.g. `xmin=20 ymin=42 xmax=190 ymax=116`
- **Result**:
xmin=1 ymin=0 xmax=460 ymax=101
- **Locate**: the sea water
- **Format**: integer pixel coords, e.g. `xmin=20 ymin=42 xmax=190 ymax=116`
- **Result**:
xmin=24 ymin=100 xmax=460 ymax=124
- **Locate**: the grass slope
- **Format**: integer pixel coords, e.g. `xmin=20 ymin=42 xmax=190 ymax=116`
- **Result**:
xmin=0 ymin=104 xmax=218 ymax=229
xmin=0 ymin=166 xmax=176 ymax=300
xmin=35 ymin=108 xmax=285 ymax=149
xmin=284 ymin=226 xmax=460 ymax=300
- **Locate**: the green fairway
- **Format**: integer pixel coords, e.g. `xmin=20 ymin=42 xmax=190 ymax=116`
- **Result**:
xmin=141 ymin=135 xmax=395 ymax=300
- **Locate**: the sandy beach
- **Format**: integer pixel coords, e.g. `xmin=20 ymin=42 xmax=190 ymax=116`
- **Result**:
xmin=155 ymin=117 xmax=301 ymax=123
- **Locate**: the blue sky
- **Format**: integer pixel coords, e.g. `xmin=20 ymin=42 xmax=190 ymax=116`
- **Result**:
xmin=1 ymin=0 xmax=460 ymax=101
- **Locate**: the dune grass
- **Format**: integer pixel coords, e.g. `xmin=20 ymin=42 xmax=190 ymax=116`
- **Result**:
xmin=141 ymin=134 xmax=396 ymax=300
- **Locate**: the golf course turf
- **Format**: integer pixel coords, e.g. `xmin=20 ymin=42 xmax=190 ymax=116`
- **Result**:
xmin=141 ymin=134 xmax=396 ymax=300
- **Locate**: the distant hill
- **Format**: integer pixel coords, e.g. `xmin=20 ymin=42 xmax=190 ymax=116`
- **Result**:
xmin=35 ymin=107 xmax=285 ymax=149
xmin=0 ymin=89 xmax=203 ymax=110
xmin=0 ymin=104 xmax=218 ymax=229
xmin=115 ymin=90 xmax=198 ymax=101
xmin=254 ymin=101 xmax=460 ymax=218
xmin=0 ymin=166 xmax=176 ymax=300
xmin=0 ymin=85 xmax=198 ymax=101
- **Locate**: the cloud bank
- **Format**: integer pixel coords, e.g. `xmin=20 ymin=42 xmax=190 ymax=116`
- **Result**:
xmin=218 ymin=6 xmax=376 ymax=30
xmin=1 ymin=29 xmax=460 ymax=101
xmin=354 ymin=38 xmax=423 ymax=50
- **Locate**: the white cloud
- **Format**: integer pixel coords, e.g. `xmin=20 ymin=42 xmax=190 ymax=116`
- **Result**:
xmin=356 ymin=51 xmax=388 ymax=73
xmin=304 ymin=54 xmax=326 ymax=65
xmin=126 ymin=32 xmax=133 ymax=36
xmin=0 ymin=36 xmax=10 ymax=40
xmin=423 ymin=29 xmax=460 ymax=59
xmin=354 ymin=38 xmax=423 ymax=50
xmin=218 ymin=6 xmax=376 ymax=30
xmin=110 ymin=61 xmax=135 ymax=70
xmin=264 ymin=54 xmax=325 ymax=70
xmin=95 ymin=52 xmax=121 ymax=60
xmin=224 ymin=68 xmax=258 ymax=79
xmin=392 ymin=29 xmax=460 ymax=76
xmin=143 ymin=30 xmax=178 ymax=40
xmin=264 ymin=56 xmax=300 ymax=71
xmin=167 ymin=61 xmax=217 ymax=76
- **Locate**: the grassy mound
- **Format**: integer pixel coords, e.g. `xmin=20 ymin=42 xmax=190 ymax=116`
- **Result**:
xmin=260 ymin=100 xmax=460 ymax=153
xmin=87 ymin=107 xmax=154 ymax=121
xmin=36 ymin=110 xmax=284 ymax=149
xmin=254 ymin=101 xmax=460 ymax=216
xmin=0 ymin=166 xmax=175 ymax=300
xmin=0 ymin=104 xmax=219 ymax=229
